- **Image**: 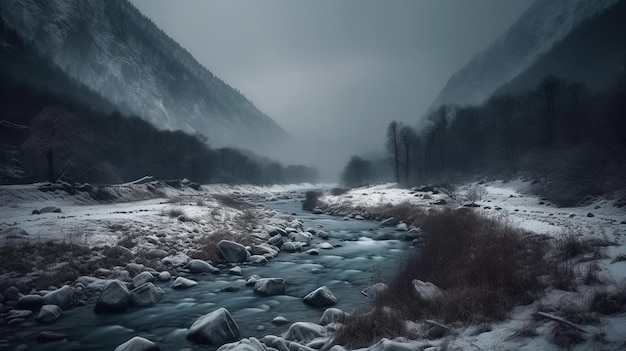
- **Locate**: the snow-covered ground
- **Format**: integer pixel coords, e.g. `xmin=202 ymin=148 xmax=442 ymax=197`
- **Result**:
xmin=317 ymin=179 xmax=626 ymax=350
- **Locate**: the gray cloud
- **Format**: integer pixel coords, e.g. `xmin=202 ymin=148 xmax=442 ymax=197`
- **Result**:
xmin=130 ymin=0 xmax=533 ymax=180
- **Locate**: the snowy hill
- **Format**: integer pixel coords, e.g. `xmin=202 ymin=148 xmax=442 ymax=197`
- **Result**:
xmin=0 ymin=0 xmax=288 ymax=151
xmin=429 ymin=0 xmax=619 ymax=110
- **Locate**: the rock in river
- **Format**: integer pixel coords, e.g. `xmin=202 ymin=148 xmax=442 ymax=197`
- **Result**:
xmin=253 ymin=278 xmax=286 ymax=296
xmin=35 ymin=304 xmax=63 ymax=323
xmin=114 ymin=336 xmax=160 ymax=351
xmin=219 ymin=240 xmax=251 ymax=263
xmin=187 ymin=308 xmax=240 ymax=345
xmin=94 ymin=280 xmax=130 ymax=313
xmin=303 ymin=286 xmax=337 ymax=307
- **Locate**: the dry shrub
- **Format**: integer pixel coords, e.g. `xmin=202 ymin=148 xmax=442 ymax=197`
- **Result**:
xmin=336 ymin=209 xmax=573 ymax=347
xmin=162 ymin=206 xmax=185 ymax=218
xmin=302 ymin=190 xmax=322 ymax=211
xmin=333 ymin=307 xmax=406 ymax=349
xmin=590 ymin=285 xmax=626 ymax=315
xmin=372 ymin=201 xmax=426 ymax=227
xmin=213 ymin=194 xmax=252 ymax=210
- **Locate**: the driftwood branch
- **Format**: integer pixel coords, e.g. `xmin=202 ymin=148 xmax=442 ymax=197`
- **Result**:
xmin=424 ymin=319 xmax=452 ymax=332
xmin=536 ymin=311 xmax=587 ymax=333
xmin=121 ymin=176 xmax=154 ymax=186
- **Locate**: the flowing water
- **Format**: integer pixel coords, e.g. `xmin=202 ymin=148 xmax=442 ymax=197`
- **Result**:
xmin=5 ymin=198 xmax=416 ymax=351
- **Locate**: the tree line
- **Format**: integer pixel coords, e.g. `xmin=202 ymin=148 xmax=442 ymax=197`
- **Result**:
xmin=341 ymin=67 xmax=626 ymax=205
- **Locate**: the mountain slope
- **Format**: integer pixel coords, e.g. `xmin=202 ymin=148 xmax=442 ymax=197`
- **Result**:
xmin=429 ymin=0 xmax=618 ymax=109
xmin=0 ymin=0 xmax=288 ymax=151
xmin=494 ymin=0 xmax=626 ymax=97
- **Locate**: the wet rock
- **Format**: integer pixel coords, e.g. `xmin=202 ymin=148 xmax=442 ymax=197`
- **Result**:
xmin=107 ymin=246 xmax=134 ymax=260
xmin=405 ymin=229 xmax=423 ymax=240
xmin=161 ymin=253 xmax=190 ymax=267
xmin=412 ymin=280 xmax=442 ymax=301
xmin=587 ymin=212 xmax=595 ymax=218
xmin=246 ymin=275 xmax=262 ymax=286
xmin=219 ymin=240 xmax=251 ymax=263
xmin=130 ymin=283 xmax=165 ymax=306
xmin=292 ymin=232 xmax=312 ymax=244
xmin=272 ymin=316 xmax=289 ymax=325
xmin=0 ymin=227 xmax=29 ymax=239
xmin=303 ymin=286 xmax=337 ymax=307
xmin=42 ymin=285 xmax=74 ymax=310
xmin=3 ymin=286 xmax=20 ymax=301
xmin=305 ymin=249 xmax=319 ymax=255
xmin=158 ymin=271 xmax=172 ymax=281
xmin=318 ymin=243 xmax=333 ymax=250
xmin=35 ymin=305 xmax=63 ymax=323
xmin=367 ymin=338 xmax=415 ymax=351
xmin=125 ymin=263 xmax=146 ymax=277
xmin=172 ymin=277 xmax=198 ymax=289
xmin=254 ymin=278 xmax=286 ymax=296
xmin=248 ymin=255 xmax=269 ymax=265
xmin=33 ymin=206 xmax=62 ymax=215
xmin=319 ymin=308 xmax=348 ymax=326
xmin=432 ymin=199 xmax=447 ymax=205
xmin=37 ymin=331 xmax=68 ymax=342
xmin=145 ymin=249 xmax=169 ymax=259
xmin=7 ymin=309 xmax=33 ymax=322
xmin=361 ymin=282 xmax=388 ymax=301
xmin=283 ymin=322 xmax=327 ymax=343
xmin=217 ymin=337 xmax=267 ymax=351
xmin=229 ymin=266 xmax=242 ymax=275
xmin=132 ymin=271 xmax=156 ymax=287
xmin=114 ymin=336 xmax=160 ymax=351
xmin=17 ymin=295 xmax=44 ymax=311
xmin=251 ymin=244 xmax=279 ymax=258
xmin=94 ymin=280 xmax=130 ymax=313
xmin=317 ymin=231 xmax=329 ymax=239
xmin=281 ymin=242 xmax=303 ymax=253
xmin=268 ymin=227 xmax=287 ymax=237
xmin=187 ymin=307 xmax=240 ymax=345
xmin=186 ymin=259 xmax=220 ymax=274
xmin=395 ymin=223 xmax=408 ymax=231
xmin=267 ymin=234 xmax=284 ymax=248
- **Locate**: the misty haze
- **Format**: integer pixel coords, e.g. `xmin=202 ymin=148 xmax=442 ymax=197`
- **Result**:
xmin=1 ymin=1 xmax=626 ymax=350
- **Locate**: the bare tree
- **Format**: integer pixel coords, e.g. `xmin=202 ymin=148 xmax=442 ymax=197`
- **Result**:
xmin=386 ymin=121 xmax=400 ymax=183
xmin=399 ymin=125 xmax=418 ymax=183
xmin=341 ymin=155 xmax=371 ymax=187
xmin=424 ymin=105 xmax=451 ymax=173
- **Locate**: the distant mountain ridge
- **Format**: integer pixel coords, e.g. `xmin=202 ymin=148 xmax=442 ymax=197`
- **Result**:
xmin=429 ymin=0 xmax=619 ymax=110
xmin=0 ymin=0 xmax=288 ymax=151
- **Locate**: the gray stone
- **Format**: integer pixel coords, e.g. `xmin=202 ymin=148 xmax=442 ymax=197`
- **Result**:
xmin=292 ymin=232 xmax=312 ymax=244
xmin=283 ymin=322 xmax=327 ymax=343
xmin=107 ymin=246 xmax=134 ymax=259
xmin=272 ymin=316 xmax=289 ymax=325
xmin=217 ymin=337 xmax=267 ymax=351
xmin=145 ymin=249 xmax=169 ymax=259
xmin=42 ymin=285 xmax=74 ymax=310
xmin=158 ymin=271 xmax=172 ymax=281
xmin=267 ymin=234 xmax=284 ymax=248
xmin=251 ymin=244 xmax=279 ymax=257
xmin=187 ymin=308 xmax=240 ymax=345
xmin=303 ymin=286 xmax=337 ymax=307
xmin=305 ymin=249 xmax=319 ymax=255
xmin=172 ymin=277 xmax=198 ymax=289
xmin=187 ymin=259 xmax=220 ymax=274
xmin=319 ymin=308 xmax=347 ymax=326
xmin=229 ymin=266 xmax=242 ymax=275
xmin=7 ymin=309 xmax=33 ymax=321
xmin=268 ymin=227 xmax=287 ymax=237
xmin=361 ymin=283 xmax=388 ymax=301
xmin=281 ymin=242 xmax=303 ymax=253
xmin=130 ymin=283 xmax=165 ymax=306
xmin=35 ymin=305 xmax=63 ymax=323
xmin=248 ymin=255 xmax=268 ymax=265
xmin=114 ymin=336 xmax=160 ymax=351
xmin=125 ymin=263 xmax=146 ymax=276
xmin=380 ymin=218 xmax=399 ymax=227
xmin=132 ymin=271 xmax=156 ymax=287
xmin=317 ymin=231 xmax=329 ymax=239
xmin=94 ymin=280 xmax=130 ymax=313
xmin=37 ymin=331 xmax=68 ymax=342
xmin=3 ymin=286 xmax=20 ymax=301
xmin=17 ymin=294 xmax=44 ymax=311
xmin=412 ymin=280 xmax=442 ymax=301
xmin=219 ymin=240 xmax=251 ymax=263
xmin=318 ymin=243 xmax=333 ymax=250
xmin=246 ymin=275 xmax=262 ymax=287
xmin=35 ymin=206 xmax=62 ymax=214
xmin=253 ymin=278 xmax=286 ymax=296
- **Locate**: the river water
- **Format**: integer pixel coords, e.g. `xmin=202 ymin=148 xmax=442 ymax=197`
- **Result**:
xmin=7 ymin=198 xmax=416 ymax=351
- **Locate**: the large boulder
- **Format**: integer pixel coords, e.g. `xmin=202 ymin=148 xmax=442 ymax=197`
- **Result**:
xmin=319 ymin=308 xmax=348 ymax=326
xmin=253 ymin=278 xmax=286 ymax=296
xmin=251 ymin=244 xmax=279 ymax=258
xmin=187 ymin=308 xmax=240 ymax=345
xmin=292 ymin=232 xmax=312 ymax=244
xmin=218 ymin=240 xmax=251 ymax=263
xmin=42 ymin=285 xmax=74 ymax=310
xmin=130 ymin=283 xmax=165 ymax=307
xmin=247 ymin=255 xmax=268 ymax=265
xmin=186 ymin=259 xmax=220 ymax=274
xmin=281 ymin=242 xmax=303 ymax=253
xmin=412 ymin=280 xmax=442 ymax=301
xmin=303 ymin=286 xmax=337 ymax=307
xmin=267 ymin=234 xmax=284 ymax=248
xmin=35 ymin=304 xmax=63 ymax=323
xmin=217 ymin=337 xmax=267 ymax=351
xmin=114 ymin=336 xmax=160 ymax=351
xmin=283 ymin=322 xmax=327 ymax=343
xmin=94 ymin=280 xmax=130 ymax=313
xmin=361 ymin=283 xmax=388 ymax=301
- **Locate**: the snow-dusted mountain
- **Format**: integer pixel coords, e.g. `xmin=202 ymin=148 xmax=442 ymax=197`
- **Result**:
xmin=429 ymin=0 xmax=619 ymax=109
xmin=0 ymin=0 xmax=288 ymax=151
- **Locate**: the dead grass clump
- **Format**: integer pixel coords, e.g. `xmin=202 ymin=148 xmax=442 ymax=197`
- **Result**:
xmin=213 ymin=194 xmax=252 ymax=210
xmin=333 ymin=307 xmax=406 ymax=349
xmin=550 ymin=323 xmax=586 ymax=348
xmin=234 ymin=209 xmax=259 ymax=231
xmin=163 ymin=206 xmax=185 ymax=218
xmin=192 ymin=229 xmax=253 ymax=262
xmin=590 ymin=286 xmax=626 ymax=315
xmin=302 ymin=190 xmax=322 ymax=211
xmin=556 ymin=234 xmax=596 ymax=261
xmin=373 ymin=201 xmax=426 ymax=227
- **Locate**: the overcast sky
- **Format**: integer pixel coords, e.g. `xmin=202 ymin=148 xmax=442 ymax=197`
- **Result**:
xmin=129 ymin=0 xmax=533 ymax=179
